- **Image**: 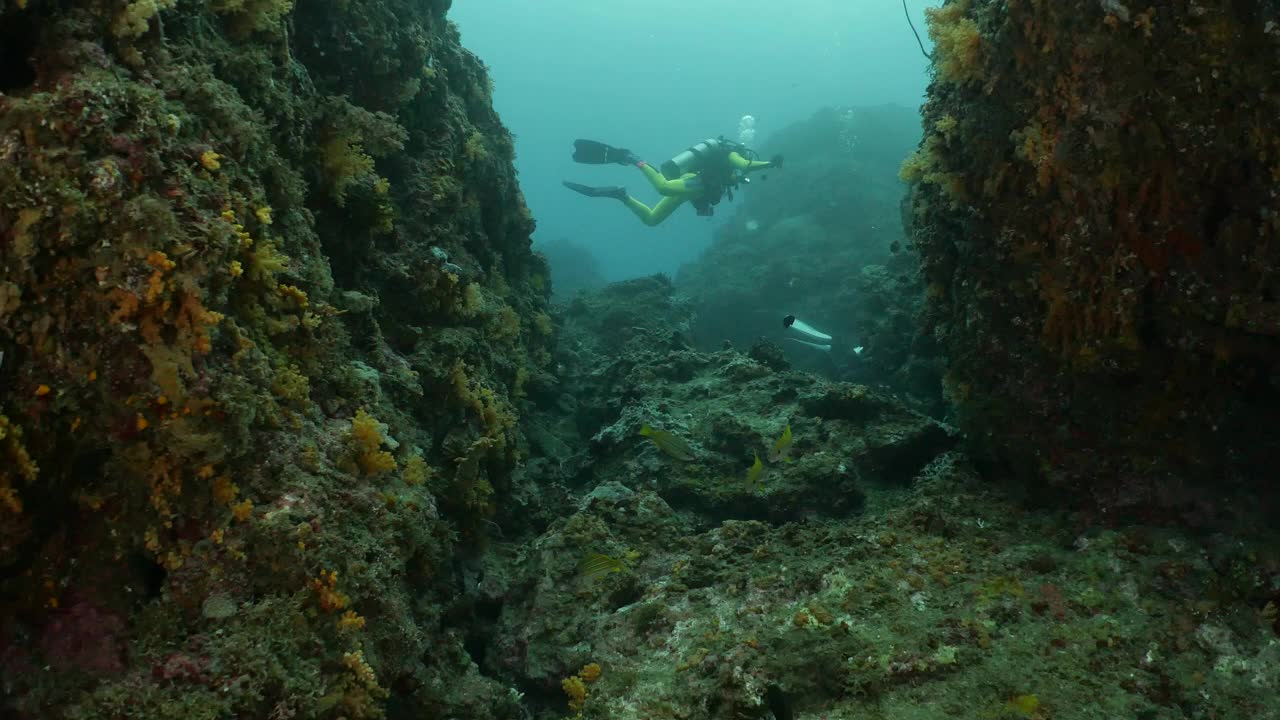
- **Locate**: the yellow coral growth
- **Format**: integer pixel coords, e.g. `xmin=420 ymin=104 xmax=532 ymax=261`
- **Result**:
xmin=463 ymin=132 xmax=489 ymax=163
xmin=338 ymin=610 xmax=366 ymax=632
xmin=322 ymin=134 xmax=375 ymax=205
xmin=449 ymin=360 xmax=516 ymax=442
xmin=934 ymin=114 xmax=959 ymax=140
xmin=213 ymin=0 xmax=295 ymax=35
xmin=108 ymin=288 xmax=141 ymax=324
xmin=175 ymin=291 xmax=224 ymax=355
xmin=899 ymin=133 xmax=969 ymax=208
xmin=12 ymin=208 xmax=41 ymax=267
xmin=350 ymin=409 xmax=382 ymax=450
xmin=459 ymin=283 xmax=483 ymax=318
xmin=220 ymin=208 xmax=256 ymax=248
xmin=512 ymin=364 xmax=529 ymax=399
xmin=0 ymin=281 xmax=21 ymax=322
xmin=146 ymin=250 xmax=176 ymax=271
xmin=562 ymin=675 xmax=587 ymax=713
xmin=560 ymin=663 xmax=602 ymax=714
xmin=926 ymin=0 xmax=984 ymax=86
xmin=271 ymin=363 xmax=311 ymax=403
xmin=1012 ymin=120 xmax=1059 ymax=191
xmin=360 ymin=450 xmax=396 ymax=476
xmin=276 ymin=284 xmax=309 ymax=309
xmin=532 ymin=311 xmax=554 ymax=338
xmin=490 ymin=305 xmax=521 ymax=344
xmin=146 ymin=454 xmax=183 ymax=520
xmin=248 ymin=241 xmax=290 ymax=285
xmin=212 ymin=474 xmax=239 ymax=504
xmin=113 ymin=0 xmax=176 ymax=39
xmin=144 ymin=250 xmax=175 ymax=303
xmin=139 ymin=342 xmax=195 ymax=406
xmin=0 ymin=415 xmax=38 ymax=516
xmin=402 ymin=454 xmax=434 ymax=486
xmin=311 ymin=570 xmax=349 ymax=612
xmin=335 ymin=649 xmax=388 ymax=718
xmin=1007 ymin=693 xmax=1041 ymax=714
xmin=350 ymin=408 xmax=397 ymax=476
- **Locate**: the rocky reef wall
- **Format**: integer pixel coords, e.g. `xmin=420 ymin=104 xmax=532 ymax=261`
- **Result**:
xmin=0 ymin=0 xmax=552 ymax=715
xmin=904 ymin=0 xmax=1280 ymax=518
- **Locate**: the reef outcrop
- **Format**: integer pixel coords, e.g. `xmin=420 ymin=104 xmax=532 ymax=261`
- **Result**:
xmin=904 ymin=0 xmax=1280 ymax=518
xmin=478 ymin=279 xmax=1280 ymax=720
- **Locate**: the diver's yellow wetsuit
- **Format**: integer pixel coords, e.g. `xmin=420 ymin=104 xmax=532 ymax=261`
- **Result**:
xmin=564 ymin=138 xmax=782 ymax=227
xmin=624 ymin=153 xmax=774 ymax=226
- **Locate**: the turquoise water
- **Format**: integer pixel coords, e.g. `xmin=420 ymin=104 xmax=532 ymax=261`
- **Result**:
xmin=452 ymin=0 xmax=934 ymax=281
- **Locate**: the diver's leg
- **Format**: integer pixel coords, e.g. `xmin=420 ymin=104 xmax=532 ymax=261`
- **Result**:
xmin=634 ymin=162 xmax=704 ymax=198
xmin=568 ymin=176 xmax=686 ymax=226
xmin=622 ymin=195 xmax=687 ymax=227
xmin=643 ymin=196 xmax=687 ymax=226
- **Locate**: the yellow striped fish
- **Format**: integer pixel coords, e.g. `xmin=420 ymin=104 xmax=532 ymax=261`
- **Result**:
xmin=639 ymin=424 xmax=695 ymax=461
xmin=745 ymin=452 xmax=765 ymax=494
xmin=769 ymin=424 xmax=794 ymax=463
xmin=579 ymin=552 xmax=626 ymax=580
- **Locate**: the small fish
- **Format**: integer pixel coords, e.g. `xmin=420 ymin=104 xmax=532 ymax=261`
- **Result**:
xmin=579 ymin=552 xmax=626 ymax=580
xmin=639 ymin=424 xmax=695 ymax=461
xmin=745 ymin=452 xmax=765 ymax=493
xmin=769 ymin=424 xmax=793 ymax=463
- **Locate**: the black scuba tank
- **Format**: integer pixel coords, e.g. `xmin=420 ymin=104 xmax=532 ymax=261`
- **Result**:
xmin=661 ymin=138 xmax=729 ymax=180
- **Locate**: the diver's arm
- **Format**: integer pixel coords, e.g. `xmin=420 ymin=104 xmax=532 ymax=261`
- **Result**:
xmin=729 ymin=151 xmax=783 ymax=173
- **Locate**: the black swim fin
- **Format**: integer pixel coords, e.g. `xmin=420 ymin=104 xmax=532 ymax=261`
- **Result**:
xmin=572 ymin=139 xmax=638 ymax=165
xmin=563 ymin=181 xmax=627 ymax=200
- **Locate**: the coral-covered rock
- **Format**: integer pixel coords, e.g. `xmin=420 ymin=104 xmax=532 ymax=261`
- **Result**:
xmin=543 ymin=279 xmax=956 ymax=527
xmin=0 ymin=0 xmax=548 ymax=716
xmin=905 ymin=0 xmax=1280 ymax=519
xmin=40 ymin=601 xmax=126 ymax=676
xmin=494 ymin=257 xmax=1280 ymax=720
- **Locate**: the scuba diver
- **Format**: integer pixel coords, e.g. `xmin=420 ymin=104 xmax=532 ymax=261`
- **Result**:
xmin=562 ymin=137 xmax=783 ymax=226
